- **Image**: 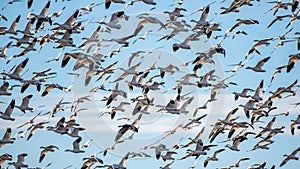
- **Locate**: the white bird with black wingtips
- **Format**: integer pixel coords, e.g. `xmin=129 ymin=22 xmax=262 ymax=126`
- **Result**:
xmin=65 ymin=137 xmax=85 ymax=153
xmin=0 ymin=99 xmax=15 ymax=121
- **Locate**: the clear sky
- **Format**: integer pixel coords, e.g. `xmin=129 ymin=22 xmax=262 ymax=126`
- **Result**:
xmin=0 ymin=0 xmax=300 ymax=169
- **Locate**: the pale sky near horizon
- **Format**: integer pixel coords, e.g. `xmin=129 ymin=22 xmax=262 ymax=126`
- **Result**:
xmin=0 ymin=0 xmax=300 ymax=169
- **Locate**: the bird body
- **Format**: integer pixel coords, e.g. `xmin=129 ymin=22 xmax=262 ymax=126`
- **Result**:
xmin=65 ymin=137 xmax=85 ymax=153
xmin=0 ymin=99 xmax=15 ymax=121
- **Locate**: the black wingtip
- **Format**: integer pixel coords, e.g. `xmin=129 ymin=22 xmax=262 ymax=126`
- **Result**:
xmin=21 ymin=58 xmax=29 ymax=68
xmin=264 ymin=56 xmax=271 ymax=62
xmin=117 ymin=11 xmax=125 ymax=17
xmin=287 ymin=62 xmax=294 ymax=73
xmin=41 ymin=91 xmax=48 ymax=97
xmin=259 ymin=80 xmax=264 ymax=88
xmin=74 ymin=10 xmax=79 ymax=18
xmin=46 ymin=1 xmax=51 ymax=8
xmin=172 ymin=44 xmax=179 ymax=52
xmin=28 ymin=0 xmax=33 ymax=8
xmin=205 ymin=5 xmax=210 ymax=14
xmin=10 ymin=99 xmax=15 ymax=108
xmin=105 ymin=1 xmax=111 ymax=9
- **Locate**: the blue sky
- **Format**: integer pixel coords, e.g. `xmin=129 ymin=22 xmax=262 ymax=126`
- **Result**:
xmin=0 ymin=0 xmax=300 ymax=169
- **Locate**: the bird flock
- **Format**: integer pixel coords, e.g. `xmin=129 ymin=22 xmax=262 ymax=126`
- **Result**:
xmin=0 ymin=0 xmax=300 ymax=169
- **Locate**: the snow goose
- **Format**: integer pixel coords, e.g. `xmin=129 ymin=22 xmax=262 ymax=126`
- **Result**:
xmin=41 ymin=83 xmax=59 ymax=97
xmin=53 ymin=30 xmax=75 ymax=48
xmin=203 ymin=149 xmax=225 ymax=167
xmin=30 ymin=1 xmax=51 ymax=31
xmin=1 ymin=0 xmax=22 ymax=11
xmin=99 ymin=11 xmax=126 ymax=29
xmin=271 ymin=40 xmax=295 ymax=54
xmin=223 ymin=157 xmax=249 ymax=168
xmin=247 ymin=162 xmax=267 ymax=169
xmin=270 ymin=65 xmax=287 ymax=83
xmin=218 ymin=108 xmax=239 ymax=126
xmin=159 ymin=161 xmax=174 ymax=169
xmin=16 ymin=94 xmax=34 ymax=113
xmin=264 ymin=126 xmax=285 ymax=140
xmin=132 ymin=30 xmax=153 ymax=44
xmin=27 ymin=121 xmax=49 ymax=140
xmin=0 ymin=128 xmax=14 ymax=147
xmin=179 ymin=139 xmax=211 ymax=160
xmin=110 ymin=152 xmax=129 ymax=169
xmin=84 ymin=56 xmax=97 ymax=86
xmin=65 ymin=137 xmax=85 ymax=153
xmin=255 ymin=117 xmax=276 ymax=138
xmin=131 ymin=100 xmax=147 ymax=115
xmin=103 ymin=34 xmax=135 ymax=46
xmin=16 ymin=18 xmax=35 ymax=36
xmin=0 ymin=99 xmax=15 ymax=121
xmin=245 ymin=38 xmax=273 ymax=58
xmin=280 ymin=147 xmax=300 ymax=167
xmin=157 ymin=21 xmax=189 ymax=42
xmin=16 ymin=37 xmax=38 ymax=57
xmin=172 ymin=35 xmax=191 ymax=52
xmin=0 ymin=15 xmax=20 ymax=35
xmin=79 ymin=26 xmax=102 ymax=48
xmin=0 ymin=82 xmax=12 ymax=96
xmin=246 ymin=56 xmax=270 ymax=72
xmin=225 ymin=138 xmax=243 ymax=151
xmin=158 ymin=64 xmax=180 ymax=78
xmin=112 ymin=62 xmax=142 ymax=83
xmin=233 ymin=88 xmax=254 ymax=101
xmin=0 ymin=41 xmax=12 ymax=59
xmin=181 ymin=126 xmax=205 ymax=146
xmin=105 ymin=0 xmax=125 ymax=9
xmin=267 ymin=14 xmax=292 ymax=28
xmin=8 ymin=153 xmax=28 ymax=168
xmin=81 ymin=154 xmax=103 ymax=169
xmin=161 ymin=151 xmax=177 ymax=161
xmin=197 ymin=70 xmax=215 ymax=88
xmin=68 ymin=127 xmax=85 ymax=138
xmin=1 ymin=57 xmax=29 ymax=81
xmin=134 ymin=15 xmax=165 ymax=36
xmin=46 ymin=117 xmax=68 ymax=135
xmin=61 ymin=52 xmax=82 ymax=68
xmin=110 ymin=102 xmax=130 ymax=119
xmin=0 ymin=153 xmax=12 ymax=168
xmin=285 ymin=10 xmax=300 ymax=28
xmin=164 ymin=7 xmax=186 ymax=21
xmin=150 ymin=144 xmax=167 ymax=160
xmin=125 ymin=74 xmax=143 ymax=91
xmin=81 ymin=139 xmax=93 ymax=149
xmin=228 ymin=18 xmax=259 ymax=33
xmin=290 ymin=114 xmax=300 ymax=135
xmin=191 ymin=5 xmax=210 ymax=30
xmin=17 ymin=111 xmax=41 ymax=129
xmin=39 ymin=145 xmax=59 ymax=163
xmin=9 ymin=34 xmax=34 ymax=47
xmin=140 ymin=0 xmax=156 ymax=5
xmin=80 ymin=3 xmax=101 ymax=14
xmin=115 ymin=114 xmax=142 ymax=141
xmin=52 ymin=10 xmax=79 ymax=32
xmin=265 ymin=1 xmax=291 ymax=15
xmin=239 ymin=99 xmax=258 ymax=118
xmin=251 ymin=80 xmax=264 ymax=101
xmin=287 ymin=53 xmax=300 ymax=73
